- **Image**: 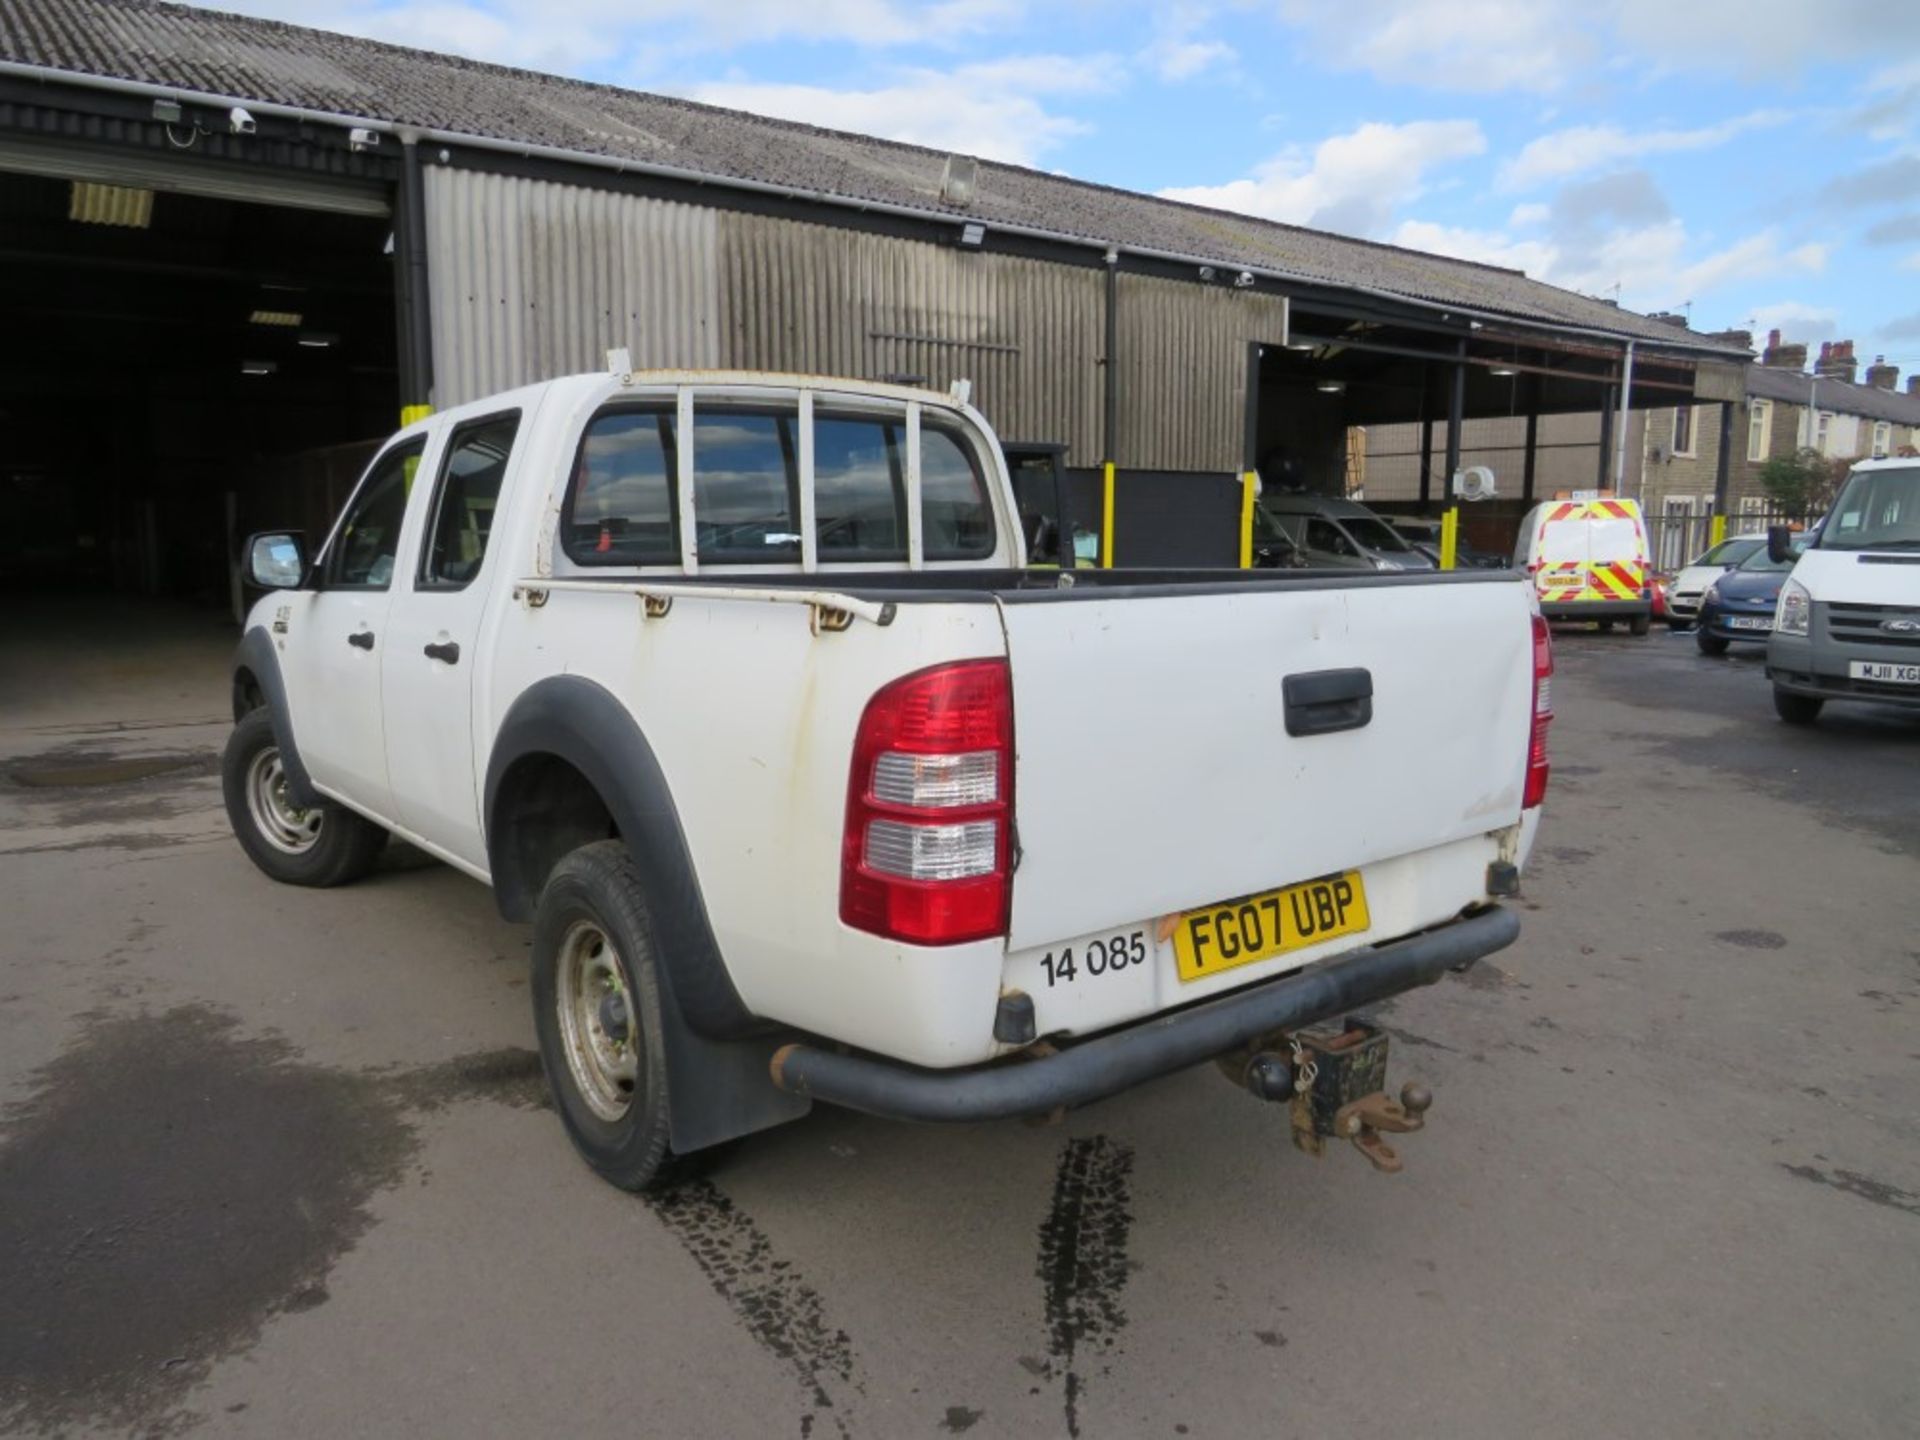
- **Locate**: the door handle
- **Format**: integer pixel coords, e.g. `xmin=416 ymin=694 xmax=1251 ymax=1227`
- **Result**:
xmin=347 ymin=629 xmax=375 ymax=650
xmin=423 ymin=640 xmax=461 ymax=665
xmin=1282 ymin=668 xmax=1373 ymax=737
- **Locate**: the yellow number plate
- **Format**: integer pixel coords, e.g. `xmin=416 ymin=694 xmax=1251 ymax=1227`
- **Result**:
xmin=1173 ymin=871 xmax=1370 ymax=983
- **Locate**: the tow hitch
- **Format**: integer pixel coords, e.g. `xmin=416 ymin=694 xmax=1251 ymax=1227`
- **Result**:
xmin=1230 ymin=1019 xmax=1433 ymax=1174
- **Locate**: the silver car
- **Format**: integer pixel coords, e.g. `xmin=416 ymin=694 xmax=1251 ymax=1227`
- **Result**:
xmin=1259 ymin=495 xmax=1437 ymax=572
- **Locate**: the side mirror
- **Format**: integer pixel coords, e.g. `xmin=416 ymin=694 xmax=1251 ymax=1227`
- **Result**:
xmin=1766 ymin=525 xmax=1793 ymax=565
xmin=245 ymin=530 xmax=308 ymax=589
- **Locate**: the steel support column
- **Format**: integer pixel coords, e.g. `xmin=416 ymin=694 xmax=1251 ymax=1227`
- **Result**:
xmin=1442 ymin=340 xmax=1466 ymax=501
xmin=1597 ymin=385 xmax=1616 ymax=488
xmin=1713 ymin=400 xmax=1735 ymax=515
xmin=394 ymin=133 xmax=434 ymax=418
xmin=1522 ymin=406 xmax=1539 ymax=504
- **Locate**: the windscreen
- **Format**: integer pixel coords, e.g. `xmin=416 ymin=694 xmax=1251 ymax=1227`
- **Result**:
xmin=1817 ymin=468 xmax=1920 ymax=551
xmin=1342 ymin=515 xmax=1414 ymax=552
xmin=1696 ymin=537 xmax=1761 ymax=567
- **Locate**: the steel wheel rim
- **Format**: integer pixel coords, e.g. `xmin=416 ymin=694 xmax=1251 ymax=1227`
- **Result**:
xmin=556 ymin=920 xmax=638 ymax=1123
xmin=246 ymin=745 xmax=322 ymax=854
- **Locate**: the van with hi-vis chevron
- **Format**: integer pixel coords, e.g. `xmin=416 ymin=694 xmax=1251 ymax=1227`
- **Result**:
xmin=1514 ymin=495 xmax=1655 ymax=635
xmin=223 ymin=364 xmax=1546 ymax=1192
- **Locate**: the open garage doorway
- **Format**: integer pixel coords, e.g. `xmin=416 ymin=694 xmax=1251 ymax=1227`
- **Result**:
xmin=0 ymin=169 xmax=398 ymax=613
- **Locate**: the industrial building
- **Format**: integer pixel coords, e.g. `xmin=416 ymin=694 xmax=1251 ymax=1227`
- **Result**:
xmin=0 ymin=0 xmax=1752 ymax=601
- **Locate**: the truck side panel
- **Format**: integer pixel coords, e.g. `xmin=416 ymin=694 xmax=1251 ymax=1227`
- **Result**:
xmin=484 ymin=588 xmax=1015 ymax=1067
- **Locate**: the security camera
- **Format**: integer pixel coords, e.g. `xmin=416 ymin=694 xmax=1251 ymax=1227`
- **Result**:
xmin=228 ymin=106 xmax=256 ymax=135
xmin=1234 ymin=270 xmax=1255 ymax=288
xmin=348 ymin=127 xmax=381 ymax=152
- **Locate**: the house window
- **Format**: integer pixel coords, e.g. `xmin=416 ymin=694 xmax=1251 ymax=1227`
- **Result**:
xmin=1739 ymin=495 xmax=1770 ymax=519
xmin=1747 ymin=400 xmax=1770 ymax=462
xmin=1873 ymin=421 xmax=1892 ymax=459
xmin=1672 ymin=405 xmax=1695 ymax=457
xmin=1814 ymin=411 xmax=1831 ymax=455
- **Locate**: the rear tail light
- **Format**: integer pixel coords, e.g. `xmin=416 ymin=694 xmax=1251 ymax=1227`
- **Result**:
xmin=841 ymin=660 xmax=1013 ymax=944
xmin=1524 ymin=613 xmax=1554 ymax=809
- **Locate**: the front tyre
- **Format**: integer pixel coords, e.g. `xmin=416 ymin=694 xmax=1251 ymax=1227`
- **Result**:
xmin=1629 ymin=614 xmax=1651 ymax=637
xmin=222 ymin=708 xmax=388 ymax=886
xmin=1696 ymin=630 xmax=1730 ymax=657
xmin=1773 ymin=687 xmax=1824 ymax=725
xmin=531 ymin=841 xmax=675 ymax=1191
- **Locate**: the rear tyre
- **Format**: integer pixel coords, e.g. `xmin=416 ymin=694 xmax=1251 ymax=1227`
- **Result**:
xmin=1629 ymin=614 xmax=1651 ymax=637
xmin=1773 ymin=687 xmax=1824 ymax=726
xmin=222 ymin=708 xmax=388 ymax=886
xmin=530 ymin=841 xmax=676 ymax=1192
xmin=1695 ymin=630 xmax=1730 ymax=657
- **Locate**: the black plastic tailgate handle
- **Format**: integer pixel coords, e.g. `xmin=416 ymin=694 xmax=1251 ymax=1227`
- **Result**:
xmin=1282 ymin=668 xmax=1373 ymax=737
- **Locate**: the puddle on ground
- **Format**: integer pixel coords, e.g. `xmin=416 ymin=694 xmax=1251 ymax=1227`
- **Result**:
xmin=0 ymin=1006 xmax=543 ymax=1436
xmin=8 ymin=755 xmax=203 ymax=788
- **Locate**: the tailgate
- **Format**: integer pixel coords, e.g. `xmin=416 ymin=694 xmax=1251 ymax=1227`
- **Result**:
xmin=997 ymin=576 xmax=1534 ymax=951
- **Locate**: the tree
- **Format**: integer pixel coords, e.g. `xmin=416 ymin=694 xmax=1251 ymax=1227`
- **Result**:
xmin=1757 ymin=447 xmax=1843 ymax=519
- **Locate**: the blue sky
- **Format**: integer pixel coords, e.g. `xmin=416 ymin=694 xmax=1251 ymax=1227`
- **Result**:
xmin=205 ymin=1 xmax=1920 ymax=366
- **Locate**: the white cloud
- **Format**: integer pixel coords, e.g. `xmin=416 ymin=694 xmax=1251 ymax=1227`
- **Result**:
xmin=1274 ymin=0 xmax=1920 ymax=94
xmin=1158 ymin=119 xmax=1486 ymax=235
xmin=1499 ymin=111 xmax=1790 ymax=190
xmin=1901 ymin=252 xmax=1920 ymax=273
xmin=1750 ymin=301 xmax=1839 ymax=345
xmin=1390 ymin=220 xmax=1555 ymax=275
xmin=1275 ymin=0 xmax=1585 ymax=94
xmin=1151 ymin=38 xmax=1236 ymax=81
xmin=685 ymin=55 xmax=1115 ymax=167
xmin=1507 ymin=202 xmax=1550 ymax=227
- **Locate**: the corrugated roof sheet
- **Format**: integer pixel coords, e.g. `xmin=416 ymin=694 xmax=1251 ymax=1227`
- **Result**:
xmin=1748 ymin=364 xmax=1920 ymax=427
xmin=0 ymin=0 xmax=1750 ymax=356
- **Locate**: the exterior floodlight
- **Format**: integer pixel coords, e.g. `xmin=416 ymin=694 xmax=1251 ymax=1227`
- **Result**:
xmin=959 ymin=222 xmax=985 ymax=248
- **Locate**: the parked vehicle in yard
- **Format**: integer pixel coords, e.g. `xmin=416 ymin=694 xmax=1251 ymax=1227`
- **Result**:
xmin=1514 ymin=496 xmax=1654 ymax=635
xmin=1695 ymin=540 xmax=1805 ymax=655
xmin=224 ymin=366 xmax=1543 ymax=1191
xmin=1386 ymin=516 xmax=1508 ymax=570
xmin=1664 ymin=534 xmax=1765 ymax=629
xmin=1766 ymin=458 xmax=1920 ymax=724
xmin=1260 ymin=494 xmax=1437 ymax=572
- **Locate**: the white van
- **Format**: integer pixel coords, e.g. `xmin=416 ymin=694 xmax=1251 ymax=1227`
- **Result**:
xmin=1513 ymin=496 xmax=1654 ymax=635
xmin=1765 ymin=458 xmax=1920 ymax=723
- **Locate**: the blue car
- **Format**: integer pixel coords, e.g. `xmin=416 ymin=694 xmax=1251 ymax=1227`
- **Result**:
xmin=1696 ymin=540 xmax=1805 ymax=655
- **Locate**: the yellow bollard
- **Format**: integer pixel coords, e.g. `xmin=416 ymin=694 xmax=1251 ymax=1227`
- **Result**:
xmin=1439 ymin=507 xmax=1459 ymax=571
xmin=1101 ymin=461 xmax=1116 ymax=569
xmin=1239 ymin=472 xmax=1258 ymax=569
xmin=1709 ymin=512 xmax=1727 ymax=547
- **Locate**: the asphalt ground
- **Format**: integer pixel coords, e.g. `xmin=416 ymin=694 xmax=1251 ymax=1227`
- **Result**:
xmin=2 ymin=602 xmax=1917 ymax=1439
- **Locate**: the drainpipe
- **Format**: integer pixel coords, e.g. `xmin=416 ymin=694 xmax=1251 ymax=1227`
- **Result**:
xmin=396 ymin=131 xmax=434 ymax=422
xmin=1101 ymin=247 xmax=1118 ymax=568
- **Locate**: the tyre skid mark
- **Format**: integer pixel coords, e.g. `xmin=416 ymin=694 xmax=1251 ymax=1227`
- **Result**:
xmin=1036 ymin=1135 xmax=1136 ymax=1438
xmin=647 ymin=1180 xmax=862 ymax=1438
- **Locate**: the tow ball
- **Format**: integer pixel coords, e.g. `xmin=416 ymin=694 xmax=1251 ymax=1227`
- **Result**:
xmin=1231 ymin=1020 xmax=1433 ymax=1174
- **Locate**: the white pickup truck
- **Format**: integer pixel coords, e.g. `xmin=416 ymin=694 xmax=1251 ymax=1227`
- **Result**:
xmin=226 ymin=367 xmax=1547 ymax=1190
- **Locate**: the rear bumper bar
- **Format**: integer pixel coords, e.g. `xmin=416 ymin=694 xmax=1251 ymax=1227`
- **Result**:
xmin=769 ymin=906 xmax=1520 ymax=1123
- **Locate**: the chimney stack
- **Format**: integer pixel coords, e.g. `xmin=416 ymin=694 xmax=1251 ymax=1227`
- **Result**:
xmin=1909 ymin=375 xmax=1920 ymax=397
xmin=1647 ymin=311 xmax=1690 ymax=328
xmin=1763 ymin=331 xmax=1808 ymax=370
xmin=1707 ymin=327 xmax=1754 ymax=352
xmin=1814 ymin=338 xmax=1858 ymax=384
xmin=1865 ymin=355 xmax=1899 ymax=390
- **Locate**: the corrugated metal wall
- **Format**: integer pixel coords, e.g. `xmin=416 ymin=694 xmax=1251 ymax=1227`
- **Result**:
xmin=424 ymin=167 xmax=719 ymax=405
xmin=424 ymin=168 xmax=1274 ymax=469
xmin=716 ymin=214 xmax=1104 ymax=459
xmin=1115 ymin=273 xmax=1288 ymax=472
